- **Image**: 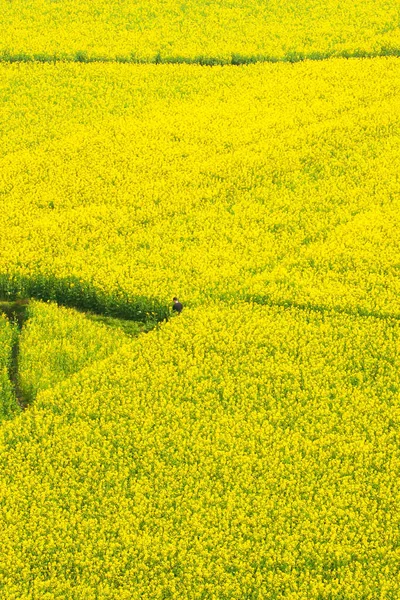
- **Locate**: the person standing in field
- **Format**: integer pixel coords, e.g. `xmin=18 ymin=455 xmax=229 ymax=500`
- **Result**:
xmin=172 ymin=297 xmax=183 ymax=314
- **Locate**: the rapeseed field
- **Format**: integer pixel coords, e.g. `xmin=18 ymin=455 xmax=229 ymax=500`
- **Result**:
xmin=1 ymin=0 xmax=400 ymax=63
xmin=2 ymin=59 xmax=400 ymax=315
xmin=1 ymin=1 xmax=400 ymax=597
xmin=1 ymin=305 xmax=400 ymax=597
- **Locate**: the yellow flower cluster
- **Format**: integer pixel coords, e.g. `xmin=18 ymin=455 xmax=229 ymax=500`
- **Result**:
xmin=0 ymin=314 xmax=19 ymax=421
xmin=0 ymin=0 xmax=399 ymax=63
xmin=1 ymin=58 xmax=400 ymax=316
xmin=18 ymin=301 xmax=130 ymax=402
xmin=0 ymin=304 xmax=400 ymax=597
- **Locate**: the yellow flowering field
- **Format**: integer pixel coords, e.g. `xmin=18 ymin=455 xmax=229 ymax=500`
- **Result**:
xmin=1 ymin=304 xmax=400 ymax=597
xmin=18 ymin=301 xmax=131 ymax=403
xmin=1 ymin=0 xmax=400 ymax=63
xmin=1 ymin=14 xmax=400 ymax=596
xmin=1 ymin=58 xmax=400 ymax=316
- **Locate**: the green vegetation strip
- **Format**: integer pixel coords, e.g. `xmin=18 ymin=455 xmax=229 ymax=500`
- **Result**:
xmin=1 ymin=47 xmax=400 ymax=66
